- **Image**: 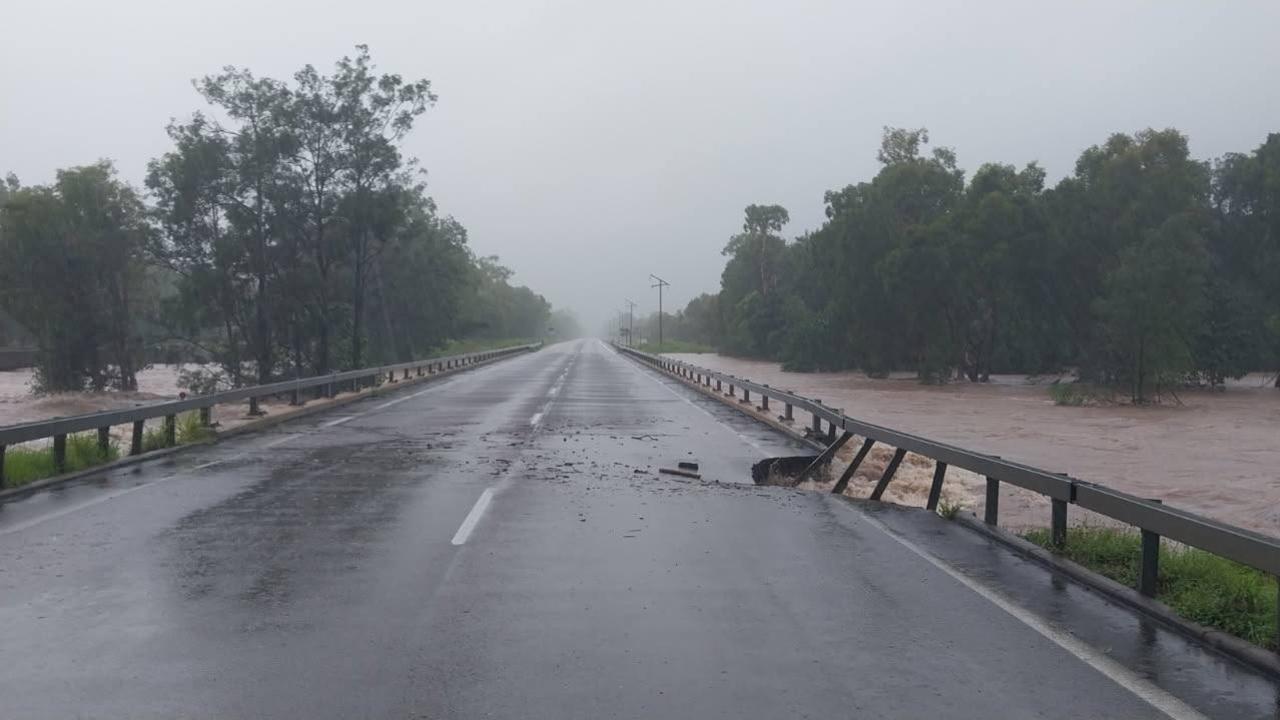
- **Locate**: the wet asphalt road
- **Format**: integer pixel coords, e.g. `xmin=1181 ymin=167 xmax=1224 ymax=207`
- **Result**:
xmin=1 ymin=339 xmax=1276 ymax=719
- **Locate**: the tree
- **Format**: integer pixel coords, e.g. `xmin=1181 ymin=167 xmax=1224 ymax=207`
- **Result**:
xmin=324 ymin=46 xmax=435 ymax=368
xmin=1094 ymin=217 xmax=1208 ymax=402
xmin=722 ymin=204 xmax=790 ymax=299
xmin=0 ymin=162 xmax=149 ymax=391
xmin=147 ymin=69 xmax=292 ymax=384
xmin=1213 ymin=134 xmax=1280 ymax=386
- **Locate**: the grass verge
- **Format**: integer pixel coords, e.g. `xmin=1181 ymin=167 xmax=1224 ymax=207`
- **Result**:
xmin=1025 ymin=526 xmax=1277 ymax=650
xmin=1 ymin=433 xmax=120 ymax=488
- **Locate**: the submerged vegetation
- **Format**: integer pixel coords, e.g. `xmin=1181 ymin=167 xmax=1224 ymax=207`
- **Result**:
xmin=643 ymin=128 xmax=1280 ymax=402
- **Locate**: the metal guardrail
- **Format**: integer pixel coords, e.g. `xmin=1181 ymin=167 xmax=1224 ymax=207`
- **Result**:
xmin=0 ymin=343 xmax=540 ymax=487
xmin=616 ymin=343 xmax=1280 ymax=605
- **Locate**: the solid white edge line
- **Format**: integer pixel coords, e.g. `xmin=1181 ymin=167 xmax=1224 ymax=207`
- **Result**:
xmin=263 ymin=433 xmax=301 ymax=448
xmin=0 ymin=483 xmax=153 ymax=536
xmin=321 ymin=416 xmax=354 ymax=428
xmin=450 ymin=487 xmax=495 ymax=546
xmin=855 ymin=510 xmax=1207 ymax=720
xmin=529 ymin=412 xmax=543 ymax=426
xmin=613 ymin=337 xmax=1201 ymax=718
xmin=374 ymin=397 xmax=407 ymax=410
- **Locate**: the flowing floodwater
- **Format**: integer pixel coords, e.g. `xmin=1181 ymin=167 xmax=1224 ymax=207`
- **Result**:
xmin=0 ymin=365 xmax=280 ymax=445
xmin=0 ymin=365 xmax=192 ymax=427
xmin=669 ymin=353 xmax=1280 ymax=537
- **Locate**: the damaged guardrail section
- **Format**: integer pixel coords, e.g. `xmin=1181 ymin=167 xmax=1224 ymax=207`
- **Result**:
xmin=0 ymin=343 xmax=540 ymax=488
xmin=616 ymin=342 xmax=1280 ymax=649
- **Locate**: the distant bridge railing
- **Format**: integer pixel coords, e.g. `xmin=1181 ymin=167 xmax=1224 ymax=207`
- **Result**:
xmin=0 ymin=343 xmax=540 ymax=488
xmin=616 ymin=343 xmax=1280 ymax=618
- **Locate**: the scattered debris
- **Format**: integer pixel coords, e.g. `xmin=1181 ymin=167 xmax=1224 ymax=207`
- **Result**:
xmin=677 ymin=461 xmax=699 ymax=472
xmin=660 ymin=467 xmax=701 ymax=480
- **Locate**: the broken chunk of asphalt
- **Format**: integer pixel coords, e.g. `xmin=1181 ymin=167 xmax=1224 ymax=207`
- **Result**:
xmin=751 ymin=455 xmax=822 ymax=487
xmin=659 ymin=467 xmax=702 ymax=480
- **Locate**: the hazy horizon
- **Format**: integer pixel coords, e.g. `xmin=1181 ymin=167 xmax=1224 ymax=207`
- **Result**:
xmin=4 ymin=0 xmax=1279 ymax=332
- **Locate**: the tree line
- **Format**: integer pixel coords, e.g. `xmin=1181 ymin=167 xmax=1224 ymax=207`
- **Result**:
xmin=0 ymin=48 xmax=556 ymax=393
xmin=661 ymin=127 xmax=1280 ymax=400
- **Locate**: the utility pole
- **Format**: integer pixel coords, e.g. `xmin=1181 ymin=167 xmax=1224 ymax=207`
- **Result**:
xmin=650 ymin=274 xmax=669 ymax=348
xmin=624 ymin=299 xmax=637 ymax=348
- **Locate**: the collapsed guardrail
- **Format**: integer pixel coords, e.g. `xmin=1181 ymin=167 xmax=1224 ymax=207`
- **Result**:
xmin=617 ymin=342 xmax=1280 ymax=645
xmin=0 ymin=343 xmax=540 ymax=488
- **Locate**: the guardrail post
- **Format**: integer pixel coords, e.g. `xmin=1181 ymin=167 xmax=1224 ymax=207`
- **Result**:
xmin=131 ymin=420 xmax=144 ymax=455
xmin=53 ymin=433 xmax=67 ymax=473
xmin=870 ymin=448 xmax=907 ymax=501
xmin=925 ymin=462 xmax=949 ymax=511
xmin=811 ymin=413 xmax=821 ymax=435
xmin=715 ymin=379 xmax=721 ymax=391
xmin=826 ymin=422 xmax=837 ymax=442
xmin=984 ymin=477 xmax=999 ymax=525
xmin=416 ymin=366 xmax=424 ymax=377
xmin=290 ymin=388 xmax=301 ymax=406
xmin=728 ymin=384 xmax=735 ymax=397
xmin=164 ymin=415 xmax=176 ymax=447
xmin=760 ymin=395 xmax=769 ymax=411
xmin=199 ymin=407 xmax=212 ymax=426
xmin=1139 ymin=499 xmax=1163 ymax=597
xmin=249 ymin=396 xmax=261 ymax=416
xmin=1051 ymin=499 xmax=1068 ymax=548
xmin=784 ymin=403 xmax=793 ymax=422
xmin=0 ymin=444 xmax=6 ymax=488
xmin=97 ymin=426 xmax=111 ymax=457
xmin=798 ymin=431 xmax=853 ymax=484
xmin=832 ymin=438 xmax=875 ymax=495
xmin=740 ymin=388 xmax=750 ymax=404
xmin=387 ymin=370 xmax=396 ymax=383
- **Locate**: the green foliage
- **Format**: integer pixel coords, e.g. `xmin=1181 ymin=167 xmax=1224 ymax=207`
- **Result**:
xmin=665 ymin=127 xmax=1280 ymax=390
xmin=937 ymin=499 xmax=963 ymax=520
xmin=456 ymin=256 xmax=553 ymax=342
xmin=0 ymin=163 xmax=150 ymax=392
xmin=144 ymin=47 xmax=553 ymax=386
xmin=1093 ymin=216 xmax=1209 ymax=402
xmin=1 ymin=434 xmax=120 ymax=487
xmin=141 ymin=425 xmax=173 ymax=453
xmin=1046 ymin=383 xmax=1095 ymax=406
xmin=176 ymin=412 xmax=216 ymax=444
xmin=1025 ymin=526 xmax=1277 ymax=649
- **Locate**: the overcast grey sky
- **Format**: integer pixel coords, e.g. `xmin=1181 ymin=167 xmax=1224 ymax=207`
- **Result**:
xmin=4 ymin=1 xmax=1279 ymax=332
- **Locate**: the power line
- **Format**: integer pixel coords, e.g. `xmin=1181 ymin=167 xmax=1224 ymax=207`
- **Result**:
xmin=649 ymin=274 xmax=669 ymax=348
xmin=624 ymin=298 xmax=637 ymax=348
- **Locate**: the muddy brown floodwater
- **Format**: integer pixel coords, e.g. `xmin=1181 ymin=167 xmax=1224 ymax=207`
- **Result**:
xmin=668 ymin=353 xmax=1280 ymax=538
xmin=0 ymin=365 xmax=303 ymax=448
